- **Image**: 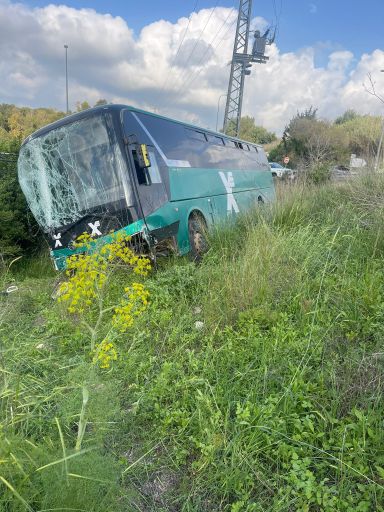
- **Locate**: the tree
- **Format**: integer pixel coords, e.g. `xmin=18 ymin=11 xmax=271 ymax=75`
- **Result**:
xmin=6 ymin=106 xmax=65 ymax=143
xmin=0 ymin=104 xmax=63 ymax=259
xmin=270 ymin=107 xmax=349 ymax=166
xmin=336 ymin=115 xmax=382 ymax=160
xmin=225 ymin=116 xmax=277 ymax=144
xmin=335 ymin=109 xmax=358 ymax=125
xmin=0 ymin=104 xmax=16 ymax=131
xmin=0 ymin=138 xmax=42 ymax=261
xmin=76 ymin=101 xmax=91 ymax=112
xmin=94 ymin=99 xmax=108 ymax=106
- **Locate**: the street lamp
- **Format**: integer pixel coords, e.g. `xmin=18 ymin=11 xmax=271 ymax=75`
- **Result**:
xmin=216 ymin=93 xmax=227 ymax=132
xmin=374 ymin=70 xmax=384 ymax=171
xmin=64 ymin=44 xmax=69 ymax=114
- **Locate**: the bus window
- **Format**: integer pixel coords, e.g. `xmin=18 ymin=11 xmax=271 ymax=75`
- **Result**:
xmin=132 ymin=150 xmax=149 ymax=185
xmin=147 ymin=150 xmax=162 ymax=184
xmin=186 ymin=129 xmax=207 ymax=142
xmin=133 ymin=111 xmax=267 ymax=171
xmin=207 ymin=134 xmax=225 ymax=145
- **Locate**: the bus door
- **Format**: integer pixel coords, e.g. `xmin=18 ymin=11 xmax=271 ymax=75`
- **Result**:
xmin=126 ymin=141 xmax=168 ymax=219
xmin=122 ymin=111 xmax=168 ymax=219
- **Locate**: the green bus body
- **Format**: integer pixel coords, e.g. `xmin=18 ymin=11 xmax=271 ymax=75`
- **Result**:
xmin=17 ymin=105 xmax=274 ymax=269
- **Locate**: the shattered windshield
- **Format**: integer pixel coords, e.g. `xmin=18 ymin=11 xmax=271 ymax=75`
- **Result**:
xmin=18 ymin=112 xmax=132 ymax=231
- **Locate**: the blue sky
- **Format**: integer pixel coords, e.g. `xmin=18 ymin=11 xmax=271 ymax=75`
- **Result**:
xmin=21 ymin=0 xmax=384 ymax=63
xmin=1 ymin=0 xmax=383 ymax=132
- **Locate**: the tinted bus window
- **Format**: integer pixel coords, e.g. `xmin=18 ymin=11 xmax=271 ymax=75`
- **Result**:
xmin=207 ymin=134 xmax=224 ymax=145
xmin=147 ymin=150 xmax=162 ymax=184
xmin=186 ymin=129 xmax=207 ymax=142
xmin=135 ymin=111 xmax=268 ymax=171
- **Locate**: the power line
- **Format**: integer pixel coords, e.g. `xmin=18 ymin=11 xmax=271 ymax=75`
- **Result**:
xmin=173 ymin=7 xmax=237 ymax=97
xmin=161 ymin=0 xmax=200 ymax=92
xmin=174 ymin=11 xmax=236 ymax=96
xmin=272 ymin=0 xmax=282 ymax=40
xmin=171 ymin=1 xmax=220 ymax=93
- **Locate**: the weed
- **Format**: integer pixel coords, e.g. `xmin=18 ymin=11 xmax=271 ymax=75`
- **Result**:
xmin=1 ymin=176 xmax=384 ymax=510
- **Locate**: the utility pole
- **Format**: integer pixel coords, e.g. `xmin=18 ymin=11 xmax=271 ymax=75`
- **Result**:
xmin=64 ymin=44 xmax=69 ymax=114
xmin=375 ymin=69 xmax=384 ymax=172
xmin=216 ymin=93 xmax=227 ymax=131
xmin=222 ymin=0 xmax=273 ymax=136
xmin=374 ymin=119 xmax=384 ymax=171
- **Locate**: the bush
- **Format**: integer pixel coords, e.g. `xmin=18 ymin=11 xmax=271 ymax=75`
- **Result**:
xmin=0 ymin=103 xmax=66 ymax=262
xmin=303 ymin=163 xmax=331 ymax=184
xmin=0 ymin=148 xmax=43 ymax=263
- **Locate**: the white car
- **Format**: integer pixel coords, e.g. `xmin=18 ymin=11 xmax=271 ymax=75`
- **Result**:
xmin=269 ymin=162 xmax=296 ymax=180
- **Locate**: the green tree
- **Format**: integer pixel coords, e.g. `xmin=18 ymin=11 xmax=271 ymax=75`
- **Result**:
xmin=225 ymin=116 xmax=277 ymax=144
xmin=76 ymin=101 xmax=91 ymax=112
xmin=6 ymin=106 xmax=65 ymax=143
xmin=94 ymin=99 xmax=108 ymax=106
xmin=269 ymin=107 xmax=348 ymax=167
xmin=0 ymin=140 xmax=42 ymax=261
xmin=335 ymin=109 xmax=358 ymax=125
xmin=0 ymin=104 xmax=16 ymax=131
xmin=0 ymin=104 xmax=62 ymax=260
xmin=336 ymin=115 xmax=382 ymax=160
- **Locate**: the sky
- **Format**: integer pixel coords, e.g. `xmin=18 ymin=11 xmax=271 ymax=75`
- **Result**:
xmin=1 ymin=0 xmax=384 ymax=134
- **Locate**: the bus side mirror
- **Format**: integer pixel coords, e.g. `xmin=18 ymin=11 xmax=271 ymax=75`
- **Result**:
xmin=136 ymin=143 xmax=151 ymax=169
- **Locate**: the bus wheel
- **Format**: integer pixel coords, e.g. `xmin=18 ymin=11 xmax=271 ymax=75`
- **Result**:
xmin=188 ymin=213 xmax=208 ymax=261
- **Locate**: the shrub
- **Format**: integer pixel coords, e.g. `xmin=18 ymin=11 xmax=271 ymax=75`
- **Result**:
xmin=303 ymin=163 xmax=331 ymax=184
xmin=0 ymin=139 xmax=42 ymax=263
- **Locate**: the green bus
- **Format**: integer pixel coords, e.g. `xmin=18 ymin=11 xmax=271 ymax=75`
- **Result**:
xmin=17 ymin=104 xmax=275 ymax=269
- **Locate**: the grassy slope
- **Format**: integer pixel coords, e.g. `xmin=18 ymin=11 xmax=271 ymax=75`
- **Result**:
xmin=1 ymin=177 xmax=384 ymax=511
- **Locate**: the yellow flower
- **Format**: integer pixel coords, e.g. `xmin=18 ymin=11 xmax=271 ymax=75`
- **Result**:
xmin=92 ymin=338 xmax=118 ymax=368
xmin=59 ymin=232 xmax=151 ymax=316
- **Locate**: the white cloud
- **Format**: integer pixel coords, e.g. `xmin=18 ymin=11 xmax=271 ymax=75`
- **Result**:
xmin=0 ymin=0 xmax=384 ymax=135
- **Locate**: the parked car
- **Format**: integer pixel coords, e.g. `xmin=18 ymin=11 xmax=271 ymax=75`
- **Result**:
xmin=269 ymin=162 xmax=296 ymax=180
xmin=329 ymin=165 xmax=357 ymax=180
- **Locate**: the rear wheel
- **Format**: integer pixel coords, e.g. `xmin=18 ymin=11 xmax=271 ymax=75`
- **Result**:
xmin=188 ymin=213 xmax=208 ymax=261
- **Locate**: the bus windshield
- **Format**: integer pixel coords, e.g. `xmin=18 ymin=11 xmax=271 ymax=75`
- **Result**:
xmin=18 ymin=112 xmax=132 ymax=231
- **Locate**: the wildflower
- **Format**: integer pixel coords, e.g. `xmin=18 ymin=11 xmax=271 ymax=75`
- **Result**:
xmin=58 ymin=232 xmax=150 ymax=368
xmin=112 ymin=282 xmax=150 ymax=333
xmin=92 ymin=339 xmax=118 ymax=369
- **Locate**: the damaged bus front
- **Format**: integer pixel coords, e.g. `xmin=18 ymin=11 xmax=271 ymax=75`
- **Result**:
xmin=18 ymin=107 xmax=157 ymax=269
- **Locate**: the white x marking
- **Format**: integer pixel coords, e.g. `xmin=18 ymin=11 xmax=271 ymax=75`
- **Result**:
xmin=88 ymin=221 xmax=102 ymax=236
xmin=53 ymin=233 xmax=62 ymax=248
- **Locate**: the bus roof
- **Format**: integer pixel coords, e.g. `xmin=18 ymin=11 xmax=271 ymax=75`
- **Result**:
xmin=21 ymin=103 xmax=263 ymax=150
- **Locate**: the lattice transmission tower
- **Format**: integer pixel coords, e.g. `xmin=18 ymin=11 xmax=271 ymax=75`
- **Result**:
xmin=222 ymin=0 xmax=272 ymax=136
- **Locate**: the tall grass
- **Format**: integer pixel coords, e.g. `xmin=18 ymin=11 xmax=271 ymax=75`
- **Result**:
xmin=1 ymin=175 xmax=384 ymax=511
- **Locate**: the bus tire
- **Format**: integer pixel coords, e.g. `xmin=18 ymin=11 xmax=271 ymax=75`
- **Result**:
xmin=188 ymin=213 xmax=208 ymax=261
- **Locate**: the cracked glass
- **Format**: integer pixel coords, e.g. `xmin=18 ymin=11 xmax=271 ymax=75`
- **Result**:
xmin=18 ymin=113 xmax=132 ymax=232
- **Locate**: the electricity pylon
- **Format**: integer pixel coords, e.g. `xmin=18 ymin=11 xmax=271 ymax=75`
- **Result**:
xmin=222 ymin=0 xmax=272 ymax=137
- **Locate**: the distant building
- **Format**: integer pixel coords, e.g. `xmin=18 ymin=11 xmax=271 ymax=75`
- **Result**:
xmin=350 ymin=154 xmax=367 ymax=169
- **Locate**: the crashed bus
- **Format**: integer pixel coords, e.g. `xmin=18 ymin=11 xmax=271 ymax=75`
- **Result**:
xmin=17 ymin=104 xmax=274 ymax=269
